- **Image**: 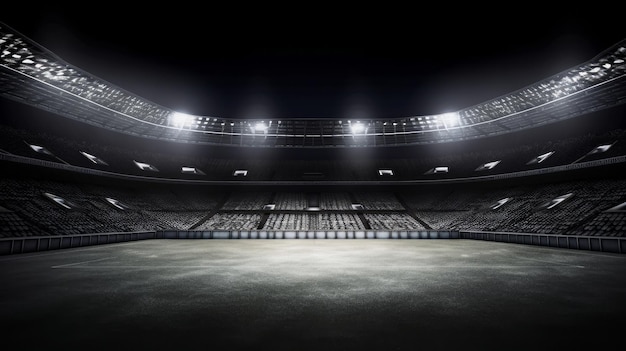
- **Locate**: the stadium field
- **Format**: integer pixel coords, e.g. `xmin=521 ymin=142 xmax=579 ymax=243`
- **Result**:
xmin=2 ymin=239 xmax=625 ymax=350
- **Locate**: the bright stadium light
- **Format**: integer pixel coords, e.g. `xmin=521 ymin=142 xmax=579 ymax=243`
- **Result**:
xmin=425 ymin=166 xmax=449 ymax=175
xmin=350 ymin=122 xmax=365 ymax=134
xmin=491 ymin=198 xmax=511 ymax=210
xmin=27 ymin=143 xmax=53 ymax=155
xmin=475 ymin=160 xmax=501 ymax=171
xmin=133 ymin=160 xmax=159 ymax=172
xmin=527 ymin=151 xmax=555 ymax=165
xmin=545 ymin=193 xmax=573 ymax=209
xmin=105 ymin=197 xmax=128 ymax=210
xmin=254 ymin=122 xmax=268 ymax=132
xmin=43 ymin=193 xmax=72 ymax=209
xmin=80 ymin=151 xmax=108 ymax=166
xmin=181 ymin=167 xmax=205 ymax=175
xmin=169 ymin=112 xmax=193 ymax=129
xmin=438 ymin=112 xmax=461 ymax=129
xmin=588 ymin=143 xmax=613 ymax=154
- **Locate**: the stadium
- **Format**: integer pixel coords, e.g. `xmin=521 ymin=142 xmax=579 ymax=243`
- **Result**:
xmin=1 ymin=13 xmax=626 ymax=350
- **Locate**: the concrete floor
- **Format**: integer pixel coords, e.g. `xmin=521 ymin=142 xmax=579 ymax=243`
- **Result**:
xmin=1 ymin=239 xmax=625 ymax=350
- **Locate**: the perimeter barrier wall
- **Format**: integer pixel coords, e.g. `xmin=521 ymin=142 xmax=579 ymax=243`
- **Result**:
xmin=1 ymin=230 xmax=624 ymax=255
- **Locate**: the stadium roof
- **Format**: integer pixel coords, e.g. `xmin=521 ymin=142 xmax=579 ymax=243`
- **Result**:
xmin=1 ymin=18 xmax=625 ymax=147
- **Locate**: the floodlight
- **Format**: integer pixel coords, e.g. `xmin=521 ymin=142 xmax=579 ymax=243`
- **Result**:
xmin=80 ymin=151 xmax=108 ymax=165
xmin=43 ymin=192 xmax=71 ymax=209
xmin=527 ymin=151 xmax=554 ymax=165
xmin=607 ymin=202 xmax=626 ymax=212
xmin=254 ymin=122 xmax=268 ymax=132
xmin=27 ymin=143 xmax=53 ymax=155
xmin=439 ymin=112 xmax=460 ymax=128
xmin=588 ymin=143 xmax=613 ymax=154
xmin=476 ymin=160 xmax=501 ymax=171
xmin=133 ymin=160 xmax=159 ymax=172
xmin=491 ymin=198 xmax=511 ymax=210
xmin=105 ymin=197 xmax=127 ymax=210
xmin=350 ymin=122 xmax=365 ymax=134
xmin=424 ymin=166 xmax=449 ymax=175
xmin=169 ymin=112 xmax=193 ymax=128
xmin=545 ymin=193 xmax=573 ymax=209
xmin=181 ymin=167 xmax=205 ymax=175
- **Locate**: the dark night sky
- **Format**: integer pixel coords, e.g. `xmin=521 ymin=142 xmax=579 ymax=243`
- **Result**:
xmin=3 ymin=7 xmax=626 ymax=120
